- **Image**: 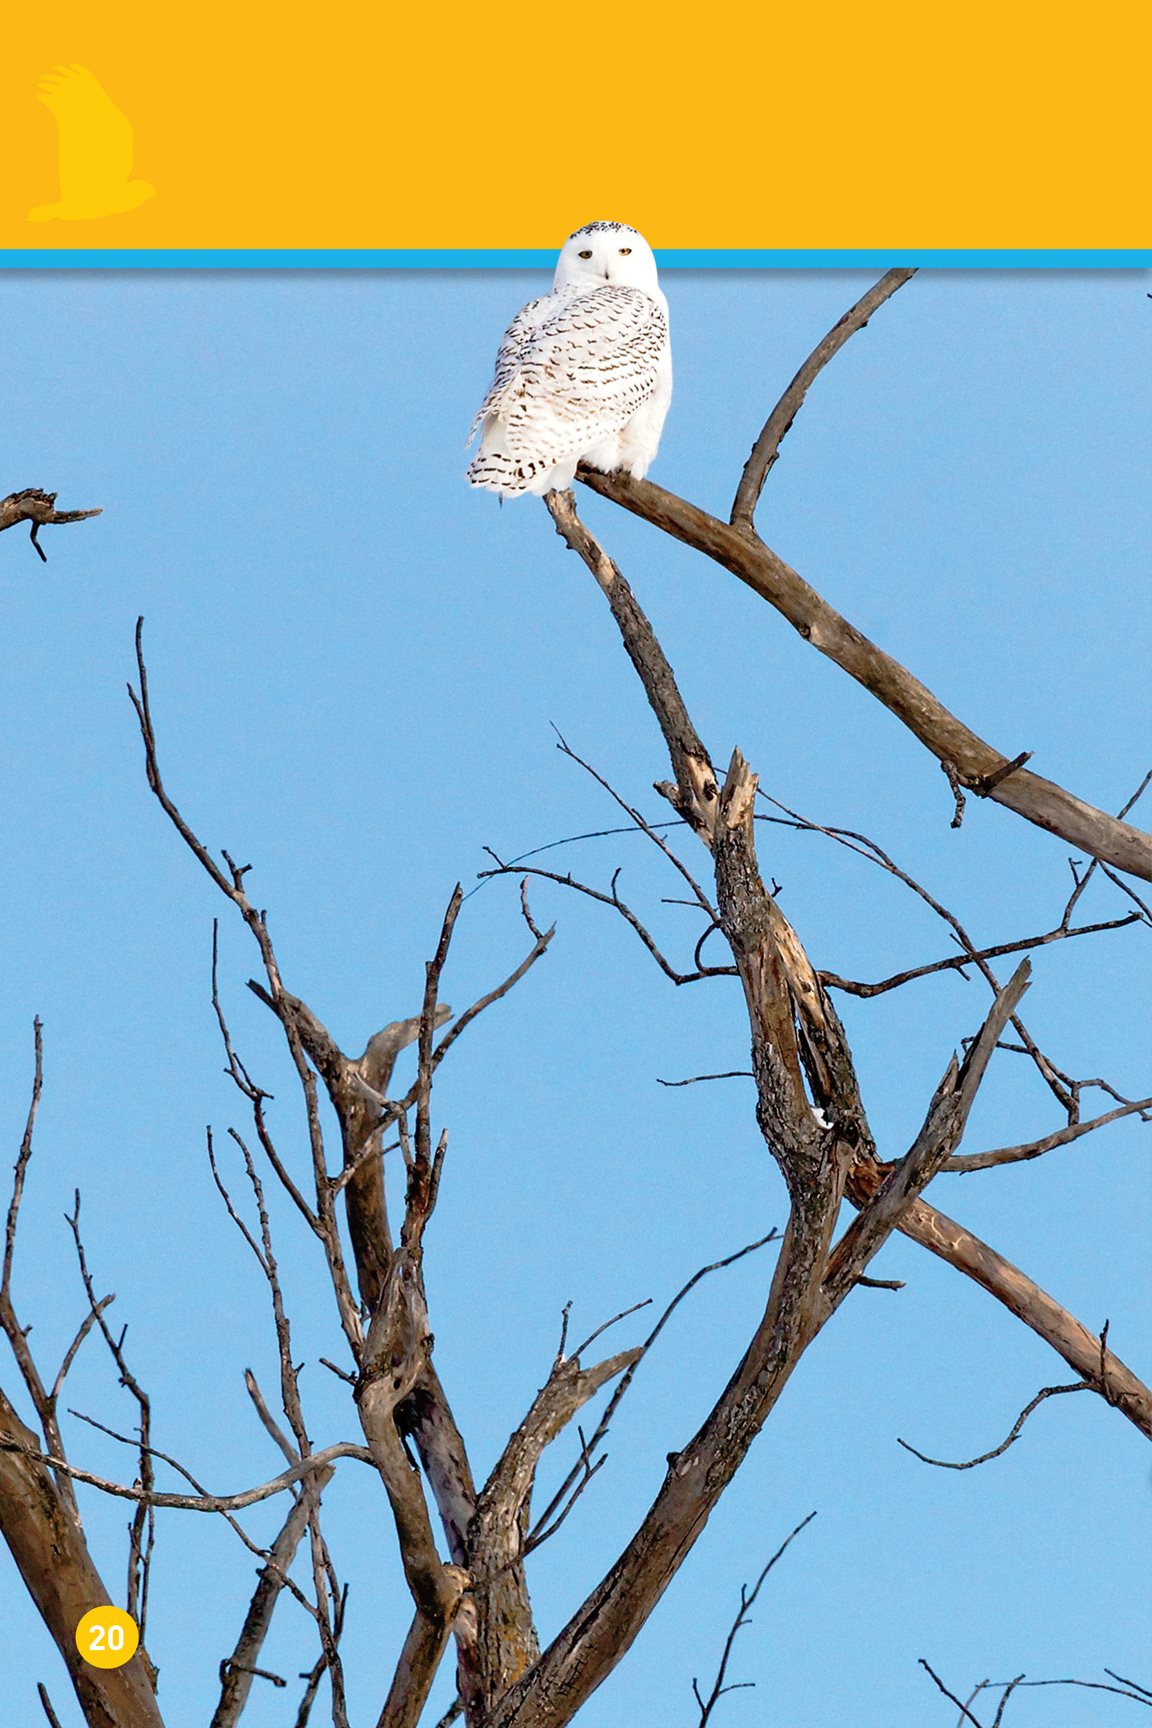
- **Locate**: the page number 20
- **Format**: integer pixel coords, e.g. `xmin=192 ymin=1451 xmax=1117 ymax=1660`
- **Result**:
xmin=75 ymin=1606 xmax=140 ymax=1669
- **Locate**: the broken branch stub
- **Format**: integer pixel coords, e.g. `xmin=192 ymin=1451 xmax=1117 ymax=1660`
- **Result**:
xmin=0 ymin=488 xmax=102 ymax=562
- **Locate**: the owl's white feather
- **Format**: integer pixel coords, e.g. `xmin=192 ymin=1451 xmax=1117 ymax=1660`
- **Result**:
xmin=467 ymin=221 xmax=671 ymax=498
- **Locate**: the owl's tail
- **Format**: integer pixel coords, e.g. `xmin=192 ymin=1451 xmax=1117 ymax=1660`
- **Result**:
xmin=466 ymin=416 xmax=571 ymax=498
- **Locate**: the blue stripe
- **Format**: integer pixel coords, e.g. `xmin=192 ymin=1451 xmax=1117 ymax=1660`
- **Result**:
xmin=0 ymin=248 xmax=1148 ymax=270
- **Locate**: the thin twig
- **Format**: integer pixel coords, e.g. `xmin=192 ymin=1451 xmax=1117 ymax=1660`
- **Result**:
xmin=527 ymin=1230 xmax=779 ymax=1548
xmin=944 ymin=1098 xmax=1152 ymax=1174
xmin=2 ymin=1426 xmax=372 ymax=1511
xmin=920 ymin=1658 xmax=988 ymax=1727
xmin=656 ymin=1071 xmax=752 ymax=1088
xmin=3 ymin=1016 xmax=42 ymax=1299
xmin=571 ymin=1299 xmax=653 ymax=1360
xmin=320 ymin=1358 xmax=357 ymax=1386
xmin=820 ymin=912 xmax=1139 ymax=1000
xmin=49 ymin=1296 xmax=115 ymax=1402
xmin=1106 ymin=1671 xmax=1152 ymax=1700
xmin=416 ymin=888 xmax=462 ymax=1183
xmin=65 ymin=1192 xmax=157 ymax=1629
xmin=291 ymin=1580 xmax=350 ymax=1728
xmin=989 ymin=1674 xmax=1027 ymax=1727
xmin=426 ymin=908 xmax=554 ymax=1082
xmin=129 ymin=620 xmax=363 ymax=1357
xmin=36 ymin=1683 xmax=65 ymax=1728
xmin=898 ymin=1383 xmax=1088 ymax=1469
xmin=244 ymin=1370 xmax=299 ymax=1468
xmin=481 ymin=855 xmax=729 ymax=986
xmin=730 ymin=269 xmax=917 ymax=527
xmin=219 ymin=1661 xmax=287 ymax=1689
xmin=980 ymin=1675 xmax=1152 ymax=1708
xmin=463 ymin=818 xmax=682 ymax=901
xmin=759 ymin=789 xmax=1135 ymax=1120
xmin=208 ymin=1132 xmax=268 ymax=1272
xmin=552 ymin=727 xmax=717 ymax=915
xmin=526 ymin=1451 xmax=607 ymax=1552
xmin=1098 ymin=861 xmax=1152 ymax=924
xmin=692 ymin=1511 xmax=817 ymax=1724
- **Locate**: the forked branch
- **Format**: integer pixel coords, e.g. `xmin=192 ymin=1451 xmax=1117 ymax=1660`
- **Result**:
xmin=576 ymin=271 xmax=1152 ymax=880
xmin=484 ymin=493 xmax=1026 ymax=1728
xmin=822 ymin=961 xmax=1032 ymax=1305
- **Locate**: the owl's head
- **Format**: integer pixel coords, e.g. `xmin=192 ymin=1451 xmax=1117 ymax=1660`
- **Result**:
xmin=554 ymin=222 xmax=660 ymax=293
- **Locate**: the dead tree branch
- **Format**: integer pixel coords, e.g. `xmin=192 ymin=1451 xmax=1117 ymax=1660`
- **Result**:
xmin=0 ymin=1431 xmax=371 ymax=1511
xmin=575 ymin=272 xmax=1151 ymax=881
xmin=213 ymin=832 xmax=551 ymax=1723
xmin=479 ymin=492 xmax=1037 ymax=1728
xmin=210 ymin=1469 xmax=334 ymax=1728
xmin=897 ymin=1382 xmax=1089 ymax=1470
xmin=887 ymin=1196 xmax=1152 ymax=1437
xmin=0 ymin=1023 xmax=164 ymax=1727
xmin=205 ymin=1124 xmax=350 ymax=1722
xmin=0 ymin=487 xmax=102 ymax=561
xmin=36 ymin=1685 xmax=65 ymax=1728
xmin=490 ymin=742 xmax=1150 ymax=1445
xmin=821 ymin=961 xmax=1032 ymax=1307
xmin=479 ymin=855 xmax=732 ymax=986
xmin=820 ymin=911 xmax=1140 ymax=999
xmin=526 ymin=1232 xmax=779 ymax=1556
xmin=930 ymin=1667 xmax=1152 ymax=1723
xmin=242 ymin=965 xmax=481 ymax=1570
xmin=943 ymin=1098 xmax=1152 ymax=1173
xmin=129 ymin=620 xmax=363 ymax=1359
xmin=920 ymin=1658 xmax=988 ymax=1726
xmin=731 ymin=268 xmax=917 ymax=527
xmin=65 ymin=1194 xmax=157 ymax=1650
xmin=1 ymin=1021 xmax=78 ymax=1513
xmin=354 ymin=901 xmax=482 ymax=1728
xmin=761 ymin=789 xmax=1141 ymax=1121
xmin=0 ymin=1388 xmax=164 ymax=1728
xmin=469 ymin=1347 xmax=643 ymax=1713
xmin=130 ymin=626 xmax=495 ymax=1718
xmin=476 ymin=489 xmax=1152 ymax=1726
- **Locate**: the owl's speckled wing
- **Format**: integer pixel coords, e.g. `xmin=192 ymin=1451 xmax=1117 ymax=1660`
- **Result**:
xmin=468 ymin=293 xmax=553 ymax=430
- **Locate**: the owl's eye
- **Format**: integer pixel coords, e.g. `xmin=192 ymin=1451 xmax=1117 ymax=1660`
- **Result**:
xmin=578 ymin=249 xmax=593 ymax=259
xmin=618 ymin=247 xmax=632 ymax=256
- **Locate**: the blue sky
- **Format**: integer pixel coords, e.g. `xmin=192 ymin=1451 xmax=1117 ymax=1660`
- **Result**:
xmin=1 ymin=265 xmax=1149 ymax=1727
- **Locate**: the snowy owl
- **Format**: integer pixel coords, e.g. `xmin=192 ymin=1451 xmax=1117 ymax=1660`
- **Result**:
xmin=467 ymin=221 xmax=671 ymax=497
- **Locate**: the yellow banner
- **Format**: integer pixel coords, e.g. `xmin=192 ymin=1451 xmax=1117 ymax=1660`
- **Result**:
xmin=1 ymin=1 xmax=1147 ymax=253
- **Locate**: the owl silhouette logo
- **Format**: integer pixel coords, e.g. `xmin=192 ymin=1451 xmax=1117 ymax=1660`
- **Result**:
xmin=29 ymin=64 xmax=155 ymax=222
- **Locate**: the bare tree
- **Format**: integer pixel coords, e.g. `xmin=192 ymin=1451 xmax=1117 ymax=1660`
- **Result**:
xmin=1 ymin=273 xmax=1148 ymax=1727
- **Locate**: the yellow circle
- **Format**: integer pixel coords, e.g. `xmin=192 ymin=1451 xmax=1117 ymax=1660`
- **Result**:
xmin=75 ymin=1606 xmax=140 ymax=1669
